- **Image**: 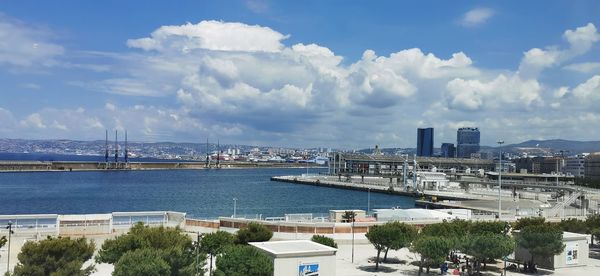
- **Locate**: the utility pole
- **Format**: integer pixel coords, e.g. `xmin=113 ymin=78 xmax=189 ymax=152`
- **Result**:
xmin=6 ymin=221 xmax=14 ymax=274
xmin=497 ymin=139 xmax=504 ymax=220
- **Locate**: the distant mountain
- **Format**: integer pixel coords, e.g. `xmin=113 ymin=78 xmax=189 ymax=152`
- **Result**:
xmin=498 ymin=139 xmax=600 ymax=155
xmin=356 ymin=139 xmax=600 ymax=156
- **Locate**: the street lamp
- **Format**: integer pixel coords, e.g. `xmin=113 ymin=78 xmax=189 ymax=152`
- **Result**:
xmin=367 ymin=188 xmax=371 ymax=214
xmin=5 ymin=221 xmax=14 ymax=274
xmin=233 ymin=198 xmax=237 ymax=218
xmin=497 ymin=139 xmax=504 ymax=220
xmin=195 ymin=232 xmax=204 ymax=276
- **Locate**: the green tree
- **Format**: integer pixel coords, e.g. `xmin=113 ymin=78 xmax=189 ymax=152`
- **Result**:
xmin=365 ymin=224 xmax=392 ymax=270
xmin=0 ymin=236 xmax=6 ymax=249
xmin=559 ymin=218 xmax=588 ymax=234
xmin=412 ymin=236 xmax=451 ymax=276
xmin=235 ymin=222 xmax=273 ymax=245
xmin=214 ymin=245 xmax=273 ymax=276
xmin=586 ymin=214 xmax=600 ymax=245
xmin=201 ymin=231 xmax=235 ymax=275
xmin=383 ymin=222 xmax=417 ymax=261
xmin=469 ymin=221 xmax=506 ymax=235
xmin=311 ymin=235 xmax=337 ymax=248
xmin=96 ymin=222 xmax=202 ymax=276
xmin=11 ymin=237 xmax=95 ymax=276
xmin=113 ymin=248 xmax=171 ymax=276
xmin=462 ymin=233 xmax=514 ymax=273
xmin=516 ymin=223 xmax=565 ymax=271
xmin=341 ymin=211 xmax=356 ymax=223
xmin=512 ymin=217 xmax=546 ymax=230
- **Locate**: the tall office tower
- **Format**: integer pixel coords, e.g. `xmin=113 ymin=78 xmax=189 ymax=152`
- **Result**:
xmin=417 ymin=128 xmax=434 ymax=157
xmin=441 ymin=143 xmax=456 ymax=158
xmin=457 ymin=127 xmax=480 ymax=158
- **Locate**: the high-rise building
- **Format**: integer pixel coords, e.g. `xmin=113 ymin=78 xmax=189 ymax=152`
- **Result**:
xmin=417 ymin=128 xmax=434 ymax=157
xmin=441 ymin=143 xmax=455 ymax=158
xmin=456 ymin=127 xmax=480 ymax=158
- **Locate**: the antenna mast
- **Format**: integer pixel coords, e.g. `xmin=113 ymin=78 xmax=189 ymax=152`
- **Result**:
xmin=114 ymin=130 xmax=118 ymax=163
xmin=104 ymin=130 xmax=109 ymax=163
xmin=124 ymin=130 xmax=128 ymax=164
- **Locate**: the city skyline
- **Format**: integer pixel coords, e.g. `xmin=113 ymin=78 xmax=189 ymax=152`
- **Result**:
xmin=1 ymin=1 xmax=600 ymax=148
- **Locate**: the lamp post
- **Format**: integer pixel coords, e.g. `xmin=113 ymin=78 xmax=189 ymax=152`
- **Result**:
xmin=233 ymin=198 xmax=237 ymax=218
xmin=497 ymin=139 xmax=504 ymax=220
xmin=367 ymin=188 xmax=371 ymax=214
xmin=350 ymin=212 xmax=355 ymax=264
xmin=5 ymin=221 xmax=14 ymax=274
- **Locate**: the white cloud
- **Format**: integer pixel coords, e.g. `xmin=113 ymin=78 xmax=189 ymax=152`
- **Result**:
xmin=20 ymin=113 xmax=46 ymax=129
xmin=0 ymin=15 xmax=64 ymax=68
xmin=460 ymin=8 xmax=494 ymax=27
xmin=445 ymin=74 xmax=542 ymax=111
xmin=127 ymin=20 xmax=288 ymax=53
xmin=563 ymin=62 xmax=600 ymax=73
xmin=519 ymin=23 xmax=600 ymax=78
xmin=6 ymin=18 xmax=600 ymax=147
xmin=573 ymin=75 xmax=600 ymax=102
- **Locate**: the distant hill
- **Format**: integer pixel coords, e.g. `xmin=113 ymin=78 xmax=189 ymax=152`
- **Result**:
xmin=357 ymin=139 xmax=600 ymax=156
xmin=498 ymin=139 xmax=600 ymax=155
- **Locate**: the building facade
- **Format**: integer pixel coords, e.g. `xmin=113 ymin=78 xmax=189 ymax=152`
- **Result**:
xmin=456 ymin=127 xmax=480 ymax=158
xmin=564 ymin=154 xmax=588 ymax=177
xmin=515 ymin=156 xmax=563 ymax=174
xmin=417 ymin=128 xmax=434 ymax=157
xmin=585 ymin=152 xmax=600 ymax=180
xmin=440 ymin=143 xmax=455 ymax=158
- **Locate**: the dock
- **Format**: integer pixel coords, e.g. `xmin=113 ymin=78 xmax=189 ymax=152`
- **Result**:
xmin=270 ymin=175 xmax=494 ymax=201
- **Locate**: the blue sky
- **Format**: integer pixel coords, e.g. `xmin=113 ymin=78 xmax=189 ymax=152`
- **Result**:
xmin=1 ymin=0 xmax=600 ymax=148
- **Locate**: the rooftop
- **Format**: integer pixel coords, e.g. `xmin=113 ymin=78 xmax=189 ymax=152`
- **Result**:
xmin=249 ymin=240 xmax=337 ymax=258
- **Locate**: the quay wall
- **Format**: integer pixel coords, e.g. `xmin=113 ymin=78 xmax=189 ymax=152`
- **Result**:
xmin=0 ymin=161 xmax=323 ymax=172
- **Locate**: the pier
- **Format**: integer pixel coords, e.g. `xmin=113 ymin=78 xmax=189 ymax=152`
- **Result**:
xmin=0 ymin=160 xmax=323 ymax=172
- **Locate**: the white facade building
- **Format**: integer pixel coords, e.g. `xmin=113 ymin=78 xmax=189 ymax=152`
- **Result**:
xmin=564 ymin=154 xmax=589 ymax=177
xmin=250 ymin=240 xmax=337 ymax=276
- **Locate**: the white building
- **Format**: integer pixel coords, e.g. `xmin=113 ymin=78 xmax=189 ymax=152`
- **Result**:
xmin=563 ymin=154 xmax=589 ymax=177
xmin=250 ymin=240 xmax=337 ymax=276
xmin=418 ymin=172 xmax=449 ymax=191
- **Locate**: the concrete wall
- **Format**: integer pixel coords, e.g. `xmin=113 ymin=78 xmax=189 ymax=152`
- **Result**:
xmin=273 ymin=255 xmax=336 ymax=276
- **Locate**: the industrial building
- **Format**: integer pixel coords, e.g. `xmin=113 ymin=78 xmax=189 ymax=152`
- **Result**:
xmin=328 ymin=152 xmax=495 ymax=175
xmin=417 ymin=127 xmax=434 ymax=157
xmin=515 ymin=156 xmax=564 ymax=174
xmin=457 ymin=127 xmax=480 ymax=158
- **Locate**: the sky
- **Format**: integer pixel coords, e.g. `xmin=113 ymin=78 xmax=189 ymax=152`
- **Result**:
xmin=1 ymin=0 xmax=600 ymax=149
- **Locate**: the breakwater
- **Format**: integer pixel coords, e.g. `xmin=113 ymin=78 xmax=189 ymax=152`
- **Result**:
xmin=0 ymin=160 xmax=322 ymax=172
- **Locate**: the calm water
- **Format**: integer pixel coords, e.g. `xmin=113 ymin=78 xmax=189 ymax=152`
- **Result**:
xmin=0 ymin=168 xmax=415 ymax=218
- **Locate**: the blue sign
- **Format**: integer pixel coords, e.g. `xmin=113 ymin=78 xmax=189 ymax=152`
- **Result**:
xmin=298 ymin=263 xmax=319 ymax=276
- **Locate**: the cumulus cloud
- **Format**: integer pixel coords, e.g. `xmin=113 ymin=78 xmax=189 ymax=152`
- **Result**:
xmin=519 ymin=23 xmax=600 ymax=78
xmin=0 ymin=15 xmax=64 ymax=68
xmin=126 ymin=20 xmax=288 ymax=53
xmin=563 ymin=62 xmax=600 ymax=73
xmin=460 ymin=8 xmax=494 ymax=27
xmin=5 ymin=18 xmax=600 ymax=147
xmin=573 ymin=75 xmax=600 ymax=103
xmin=445 ymin=74 xmax=542 ymax=111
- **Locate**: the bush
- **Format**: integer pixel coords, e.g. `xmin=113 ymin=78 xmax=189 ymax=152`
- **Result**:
xmin=214 ymin=245 xmax=273 ymax=276
xmin=113 ymin=248 xmax=171 ymax=276
xmin=12 ymin=237 xmax=95 ymax=276
xmin=235 ymin=222 xmax=273 ymax=244
xmin=96 ymin=222 xmax=202 ymax=276
xmin=311 ymin=235 xmax=337 ymax=248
